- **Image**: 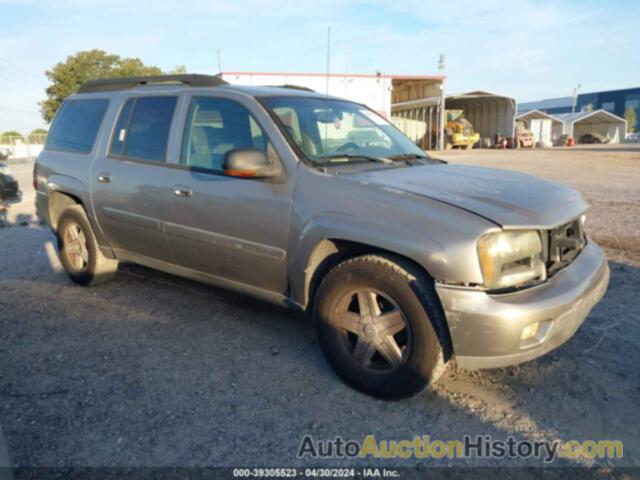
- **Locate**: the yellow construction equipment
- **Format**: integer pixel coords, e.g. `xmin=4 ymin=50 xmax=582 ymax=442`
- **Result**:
xmin=445 ymin=110 xmax=480 ymax=150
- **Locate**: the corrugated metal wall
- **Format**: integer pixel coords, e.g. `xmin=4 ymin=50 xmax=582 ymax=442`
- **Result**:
xmin=446 ymin=94 xmax=516 ymax=140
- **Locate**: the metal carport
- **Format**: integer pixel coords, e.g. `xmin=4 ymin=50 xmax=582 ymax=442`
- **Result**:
xmin=390 ymin=77 xmax=446 ymax=151
xmin=445 ymin=91 xmax=516 ymax=143
xmin=555 ymin=110 xmax=627 ymax=144
xmin=516 ymin=109 xmax=564 ymax=146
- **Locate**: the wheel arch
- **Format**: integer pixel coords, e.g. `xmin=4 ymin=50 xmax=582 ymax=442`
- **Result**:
xmin=47 ymin=180 xmax=116 ymax=259
xmin=298 ymin=237 xmax=454 ymax=361
xmin=48 ymin=190 xmax=83 ymax=232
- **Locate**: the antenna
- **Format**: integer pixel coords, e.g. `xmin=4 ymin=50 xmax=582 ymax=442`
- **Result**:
xmin=345 ymin=48 xmax=350 ymax=76
xmin=326 ymin=27 xmax=331 ymax=95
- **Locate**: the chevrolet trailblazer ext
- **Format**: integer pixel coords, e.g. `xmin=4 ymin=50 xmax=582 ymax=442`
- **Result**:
xmin=35 ymin=74 xmax=609 ymax=399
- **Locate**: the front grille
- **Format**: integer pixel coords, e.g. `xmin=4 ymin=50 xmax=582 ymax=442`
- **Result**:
xmin=545 ymin=217 xmax=586 ymax=276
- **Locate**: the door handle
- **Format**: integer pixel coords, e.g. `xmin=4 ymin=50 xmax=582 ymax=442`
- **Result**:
xmin=173 ymin=185 xmax=193 ymax=198
xmin=97 ymin=173 xmax=111 ymax=183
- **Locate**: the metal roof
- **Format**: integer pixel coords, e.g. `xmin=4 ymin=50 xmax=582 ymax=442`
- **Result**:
xmin=554 ymin=109 xmax=626 ymax=124
xmin=516 ymin=109 xmax=563 ymax=122
xmin=518 ymin=96 xmax=572 ymax=112
xmin=446 ymin=90 xmax=516 ymax=105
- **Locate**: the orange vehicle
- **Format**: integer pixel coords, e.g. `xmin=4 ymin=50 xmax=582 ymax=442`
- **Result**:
xmin=514 ymin=120 xmax=535 ymax=148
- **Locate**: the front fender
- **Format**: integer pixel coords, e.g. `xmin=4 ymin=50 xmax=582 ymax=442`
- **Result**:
xmin=288 ymin=212 xmax=447 ymax=307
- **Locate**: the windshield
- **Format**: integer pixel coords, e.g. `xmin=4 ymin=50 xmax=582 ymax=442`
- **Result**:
xmin=262 ymin=96 xmax=428 ymax=164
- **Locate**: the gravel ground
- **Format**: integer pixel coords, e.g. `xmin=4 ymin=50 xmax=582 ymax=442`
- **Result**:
xmin=1 ymin=147 xmax=639 ymax=476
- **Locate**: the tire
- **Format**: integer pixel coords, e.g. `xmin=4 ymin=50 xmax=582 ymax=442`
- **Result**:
xmin=314 ymin=254 xmax=448 ymax=400
xmin=56 ymin=205 xmax=118 ymax=286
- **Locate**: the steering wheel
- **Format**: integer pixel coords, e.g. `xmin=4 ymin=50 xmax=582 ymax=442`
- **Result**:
xmin=336 ymin=142 xmax=359 ymax=153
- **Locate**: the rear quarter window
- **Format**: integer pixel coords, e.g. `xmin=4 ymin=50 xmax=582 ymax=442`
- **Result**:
xmin=46 ymin=98 xmax=110 ymax=154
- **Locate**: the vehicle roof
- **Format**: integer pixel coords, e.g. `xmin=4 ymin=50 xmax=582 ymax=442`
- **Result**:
xmin=71 ymin=81 xmax=345 ymax=102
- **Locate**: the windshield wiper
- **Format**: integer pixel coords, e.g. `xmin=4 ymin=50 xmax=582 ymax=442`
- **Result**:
xmin=387 ymin=153 xmax=447 ymax=164
xmin=315 ymin=154 xmax=394 ymax=165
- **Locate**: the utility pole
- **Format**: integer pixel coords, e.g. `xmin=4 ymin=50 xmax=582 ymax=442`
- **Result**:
xmin=438 ymin=54 xmax=446 ymax=151
xmin=217 ymin=49 xmax=222 ymax=74
xmin=572 ymin=83 xmax=582 ymax=113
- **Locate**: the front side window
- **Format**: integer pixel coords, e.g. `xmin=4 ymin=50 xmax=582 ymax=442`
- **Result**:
xmin=110 ymin=96 xmax=177 ymax=161
xmin=181 ymin=97 xmax=268 ymax=172
xmin=262 ymin=97 xmax=427 ymax=164
xmin=46 ymin=98 xmax=109 ymax=154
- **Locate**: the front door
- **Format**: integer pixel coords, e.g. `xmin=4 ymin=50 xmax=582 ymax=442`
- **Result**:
xmin=164 ymin=95 xmax=293 ymax=293
xmin=91 ymin=95 xmax=178 ymax=262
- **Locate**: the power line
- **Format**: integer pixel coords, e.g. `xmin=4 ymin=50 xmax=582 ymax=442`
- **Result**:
xmin=0 ymin=68 xmax=43 ymax=95
xmin=0 ymin=55 xmax=44 ymax=88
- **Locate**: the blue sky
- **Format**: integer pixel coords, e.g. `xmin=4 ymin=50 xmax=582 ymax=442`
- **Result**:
xmin=0 ymin=0 xmax=639 ymax=132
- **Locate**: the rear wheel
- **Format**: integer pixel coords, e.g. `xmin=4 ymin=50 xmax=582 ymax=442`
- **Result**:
xmin=57 ymin=205 xmax=118 ymax=286
xmin=314 ymin=254 xmax=447 ymax=399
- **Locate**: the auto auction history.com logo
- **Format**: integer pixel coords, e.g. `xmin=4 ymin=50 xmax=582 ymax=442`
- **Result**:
xmin=297 ymin=435 xmax=623 ymax=463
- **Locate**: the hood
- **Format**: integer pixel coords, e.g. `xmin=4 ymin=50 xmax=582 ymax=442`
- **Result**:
xmin=350 ymin=164 xmax=587 ymax=228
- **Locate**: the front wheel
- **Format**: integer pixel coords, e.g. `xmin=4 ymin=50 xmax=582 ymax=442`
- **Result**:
xmin=314 ymin=254 xmax=447 ymax=399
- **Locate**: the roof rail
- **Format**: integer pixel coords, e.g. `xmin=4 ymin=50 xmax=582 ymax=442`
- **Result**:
xmin=77 ymin=74 xmax=228 ymax=93
xmin=275 ymin=84 xmax=315 ymax=92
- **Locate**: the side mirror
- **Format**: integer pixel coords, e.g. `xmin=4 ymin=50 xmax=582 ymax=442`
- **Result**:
xmin=222 ymin=149 xmax=280 ymax=179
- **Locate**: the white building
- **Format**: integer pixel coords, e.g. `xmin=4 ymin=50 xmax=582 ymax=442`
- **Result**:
xmin=516 ymin=110 xmax=563 ymax=146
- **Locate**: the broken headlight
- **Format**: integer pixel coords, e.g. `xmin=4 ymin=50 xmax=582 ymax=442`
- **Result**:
xmin=477 ymin=230 xmax=546 ymax=289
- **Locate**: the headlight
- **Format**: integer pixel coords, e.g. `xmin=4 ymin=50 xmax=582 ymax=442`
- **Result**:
xmin=477 ymin=230 xmax=546 ymax=289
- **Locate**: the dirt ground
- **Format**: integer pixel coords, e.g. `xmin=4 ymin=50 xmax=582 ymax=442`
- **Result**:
xmin=1 ymin=146 xmax=639 ymax=476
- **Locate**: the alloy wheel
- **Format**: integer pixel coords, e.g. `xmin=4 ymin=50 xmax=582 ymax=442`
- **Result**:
xmin=62 ymin=221 xmax=89 ymax=272
xmin=333 ymin=289 xmax=411 ymax=372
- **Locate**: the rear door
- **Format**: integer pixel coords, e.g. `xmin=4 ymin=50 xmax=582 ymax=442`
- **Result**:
xmin=164 ymin=94 xmax=294 ymax=293
xmin=91 ymin=95 xmax=178 ymax=262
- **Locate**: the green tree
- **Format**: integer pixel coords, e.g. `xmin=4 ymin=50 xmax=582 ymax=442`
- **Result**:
xmin=0 ymin=131 xmax=24 ymax=144
xmin=28 ymin=128 xmax=48 ymax=144
xmin=40 ymin=49 xmax=164 ymax=122
xmin=170 ymin=65 xmax=187 ymax=74
xmin=624 ymin=107 xmax=637 ymax=133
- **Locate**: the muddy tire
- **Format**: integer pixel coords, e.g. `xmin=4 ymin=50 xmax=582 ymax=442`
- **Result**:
xmin=314 ymin=254 xmax=448 ymax=400
xmin=57 ymin=205 xmax=118 ymax=286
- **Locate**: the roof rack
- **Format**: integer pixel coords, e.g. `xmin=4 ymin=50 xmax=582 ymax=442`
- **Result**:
xmin=77 ymin=74 xmax=228 ymax=93
xmin=275 ymin=84 xmax=315 ymax=92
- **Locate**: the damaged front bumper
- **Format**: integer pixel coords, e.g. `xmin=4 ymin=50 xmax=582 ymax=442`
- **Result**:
xmin=436 ymin=241 xmax=609 ymax=370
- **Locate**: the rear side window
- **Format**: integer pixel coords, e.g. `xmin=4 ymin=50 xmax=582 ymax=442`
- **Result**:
xmin=46 ymin=98 xmax=109 ymax=154
xmin=110 ymin=96 xmax=177 ymax=161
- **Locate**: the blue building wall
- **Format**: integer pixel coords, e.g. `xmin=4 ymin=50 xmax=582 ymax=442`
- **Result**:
xmin=520 ymin=87 xmax=640 ymax=120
